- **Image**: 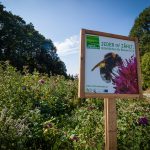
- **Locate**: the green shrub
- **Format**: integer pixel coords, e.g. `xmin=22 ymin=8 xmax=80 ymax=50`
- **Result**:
xmin=117 ymin=99 xmax=150 ymax=149
xmin=142 ymin=52 xmax=150 ymax=89
xmin=0 ymin=62 xmax=77 ymax=149
xmin=68 ymin=106 xmax=104 ymax=149
xmin=0 ymin=62 xmax=150 ymax=150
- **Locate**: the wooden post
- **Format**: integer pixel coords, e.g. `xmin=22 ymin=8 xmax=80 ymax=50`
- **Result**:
xmin=104 ymin=98 xmax=117 ymax=150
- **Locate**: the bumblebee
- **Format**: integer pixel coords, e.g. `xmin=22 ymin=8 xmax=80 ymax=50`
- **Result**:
xmin=91 ymin=52 xmax=122 ymax=83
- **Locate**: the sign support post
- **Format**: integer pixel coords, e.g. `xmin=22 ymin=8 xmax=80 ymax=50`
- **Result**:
xmin=104 ymin=98 xmax=117 ymax=150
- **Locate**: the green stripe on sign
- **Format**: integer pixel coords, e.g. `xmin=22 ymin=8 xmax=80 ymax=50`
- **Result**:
xmin=86 ymin=35 xmax=100 ymax=49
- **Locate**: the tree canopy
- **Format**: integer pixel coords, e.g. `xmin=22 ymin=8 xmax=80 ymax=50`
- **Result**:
xmin=129 ymin=7 xmax=150 ymax=56
xmin=130 ymin=7 xmax=150 ymax=89
xmin=0 ymin=3 xmax=67 ymax=76
xmin=142 ymin=52 xmax=150 ymax=89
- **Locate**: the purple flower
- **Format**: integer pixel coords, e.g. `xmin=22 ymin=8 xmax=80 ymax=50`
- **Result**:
xmin=22 ymin=86 xmax=26 ymax=90
xmin=112 ymin=56 xmax=139 ymax=94
xmin=138 ymin=117 xmax=148 ymax=126
xmin=38 ymin=79 xmax=45 ymax=84
xmin=87 ymin=106 xmax=96 ymax=111
xmin=44 ymin=123 xmax=53 ymax=129
xmin=47 ymin=123 xmax=53 ymax=128
xmin=70 ymin=134 xmax=79 ymax=142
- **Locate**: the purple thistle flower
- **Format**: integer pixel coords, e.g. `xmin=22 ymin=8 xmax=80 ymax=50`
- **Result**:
xmin=47 ymin=123 xmax=53 ymax=128
xmin=70 ymin=134 xmax=79 ymax=142
xmin=44 ymin=123 xmax=53 ymax=129
xmin=138 ymin=117 xmax=148 ymax=126
xmin=38 ymin=79 xmax=45 ymax=84
xmin=112 ymin=56 xmax=139 ymax=94
xmin=87 ymin=106 xmax=96 ymax=111
xmin=22 ymin=86 xmax=26 ymax=90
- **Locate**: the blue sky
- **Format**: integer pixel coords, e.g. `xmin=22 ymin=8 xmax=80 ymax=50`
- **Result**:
xmin=1 ymin=0 xmax=150 ymax=75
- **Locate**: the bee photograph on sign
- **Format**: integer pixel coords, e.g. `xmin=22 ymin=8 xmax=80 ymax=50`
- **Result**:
xmin=79 ymin=29 xmax=142 ymax=98
xmin=91 ymin=52 xmax=122 ymax=84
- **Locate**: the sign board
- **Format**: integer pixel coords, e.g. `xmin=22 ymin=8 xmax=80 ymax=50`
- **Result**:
xmin=78 ymin=29 xmax=142 ymax=98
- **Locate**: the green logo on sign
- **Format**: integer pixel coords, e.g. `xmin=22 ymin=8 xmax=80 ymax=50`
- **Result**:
xmin=86 ymin=35 xmax=100 ymax=49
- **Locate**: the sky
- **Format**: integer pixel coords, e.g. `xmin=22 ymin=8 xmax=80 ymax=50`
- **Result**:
xmin=1 ymin=0 xmax=150 ymax=75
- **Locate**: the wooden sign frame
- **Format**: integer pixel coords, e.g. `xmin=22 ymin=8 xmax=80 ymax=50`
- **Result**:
xmin=78 ymin=29 xmax=143 ymax=99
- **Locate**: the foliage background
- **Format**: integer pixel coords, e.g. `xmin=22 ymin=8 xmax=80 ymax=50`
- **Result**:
xmin=0 ymin=3 xmax=67 ymax=76
xmin=0 ymin=63 xmax=150 ymax=150
xmin=129 ymin=7 xmax=150 ymax=89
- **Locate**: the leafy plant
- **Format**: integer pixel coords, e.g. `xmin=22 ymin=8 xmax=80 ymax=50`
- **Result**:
xmin=142 ymin=52 xmax=150 ymax=89
xmin=0 ymin=63 xmax=150 ymax=150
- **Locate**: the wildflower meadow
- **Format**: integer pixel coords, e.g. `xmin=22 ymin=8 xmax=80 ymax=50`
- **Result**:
xmin=0 ymin=62 xmax=150 ymax=150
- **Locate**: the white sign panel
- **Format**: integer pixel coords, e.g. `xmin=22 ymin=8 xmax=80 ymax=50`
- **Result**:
xmin=85 ymin=34 xmax=138 ymax=94
xmin=78 ymin=29 xmax=143 ymax=98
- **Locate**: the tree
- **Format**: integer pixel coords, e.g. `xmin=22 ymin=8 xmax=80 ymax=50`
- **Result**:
xmin=37 ymin=40 xmax=67 ymax=76
xmin=141 ymin=52 xmax=150 ymax=89
xmin=129 ymin=7 xmax=150 ymax=89
xmin=129 ymin=7 xmax=150 ymax=56
xmin=0 ymin=3 xmax=67 ymax=76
